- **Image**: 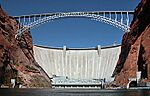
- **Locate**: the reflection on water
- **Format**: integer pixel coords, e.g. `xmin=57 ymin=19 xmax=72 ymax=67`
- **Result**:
xmin=0 ymin=88 xmax=150 ymax=96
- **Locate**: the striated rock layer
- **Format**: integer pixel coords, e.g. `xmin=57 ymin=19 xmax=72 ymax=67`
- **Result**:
xmin=0 ymin=6 xmax=51 ymax=88
xmin=113 ymin=0 xmax=150 ymax=87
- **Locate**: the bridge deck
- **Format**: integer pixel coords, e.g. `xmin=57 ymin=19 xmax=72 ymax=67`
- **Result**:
xmin=13 ymin=11 xmax=134 ymax=18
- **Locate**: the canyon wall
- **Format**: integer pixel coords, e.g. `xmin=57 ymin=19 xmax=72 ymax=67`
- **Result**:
xmin=0 ymin=6 xmax=51 ymax=88
xmin=113 ymin=0 xmax=150 ymax=87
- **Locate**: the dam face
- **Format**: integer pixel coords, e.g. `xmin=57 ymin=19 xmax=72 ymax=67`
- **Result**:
xmin=33 ymin=45 xmax=121 ymax=87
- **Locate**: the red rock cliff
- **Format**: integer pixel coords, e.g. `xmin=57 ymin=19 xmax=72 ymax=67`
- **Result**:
xmin=113 ymin=0 xmax=150 ymax=87
xmin=0 ymin=6 xmax=51 ymax=88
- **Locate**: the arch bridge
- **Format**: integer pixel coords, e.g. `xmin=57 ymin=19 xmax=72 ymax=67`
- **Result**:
xmin=13 ymin=11 xmax=134 ymax=36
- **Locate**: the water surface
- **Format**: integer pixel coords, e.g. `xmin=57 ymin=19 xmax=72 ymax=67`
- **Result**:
xmin=0 ymin=88 xmax=150 ymax=96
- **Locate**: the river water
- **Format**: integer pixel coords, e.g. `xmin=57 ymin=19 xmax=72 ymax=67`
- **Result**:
xmin=0 ymin=88 xmax=150 ymax=96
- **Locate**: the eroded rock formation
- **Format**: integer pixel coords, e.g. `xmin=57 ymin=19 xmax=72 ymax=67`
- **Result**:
xmin=0 ymin=6 xmax=51 ymax=88
xmin=113 ymin=0 xmax=150 ymax=87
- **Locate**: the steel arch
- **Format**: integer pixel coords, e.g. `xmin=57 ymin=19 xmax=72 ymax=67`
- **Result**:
xmin=16 ymin=12 xmax=131 ymax=36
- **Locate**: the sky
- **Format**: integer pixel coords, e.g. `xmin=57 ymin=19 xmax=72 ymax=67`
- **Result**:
xmin=1 ymin=0 xmax=140 ymax=48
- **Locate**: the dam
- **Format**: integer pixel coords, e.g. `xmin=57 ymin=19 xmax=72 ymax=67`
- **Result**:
xmin=33 ymin=45 xmax=121 ymax=88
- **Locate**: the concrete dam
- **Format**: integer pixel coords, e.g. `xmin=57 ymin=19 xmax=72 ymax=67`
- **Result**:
xmin=33 ymin=45 xmax=121 ymax=88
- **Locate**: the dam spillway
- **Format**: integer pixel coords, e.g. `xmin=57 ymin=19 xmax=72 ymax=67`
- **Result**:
xmin=33 ymin=45 xmax=121 ymax=87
